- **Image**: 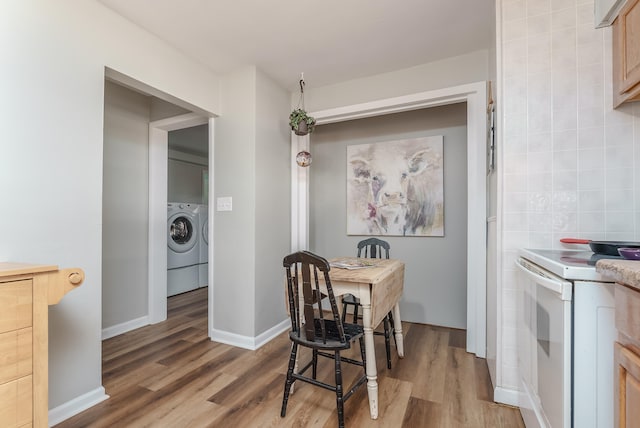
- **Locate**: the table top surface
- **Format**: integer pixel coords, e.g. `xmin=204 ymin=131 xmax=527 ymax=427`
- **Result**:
xmin=328 ymin=257 xmax=404 ymax=284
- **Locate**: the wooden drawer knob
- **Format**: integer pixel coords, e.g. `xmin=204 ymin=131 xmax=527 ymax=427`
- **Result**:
xmin=68 ymin=271 xmax=83 ymax=285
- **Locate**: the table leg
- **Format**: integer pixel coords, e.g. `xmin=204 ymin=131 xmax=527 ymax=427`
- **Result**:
xmin=393 ymin=303 xmax=404 ymax=358
xmin=361 ymin=301 xmax=378 ymax=419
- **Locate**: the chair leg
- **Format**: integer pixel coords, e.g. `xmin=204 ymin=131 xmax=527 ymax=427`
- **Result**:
xmin=334 ymin=351 xmax=345 ymax=428
xmin=383 ymin=316 xmax=392 ymax=369
xmin=312 ymin=349 xmax=318 ymax=379
xmin=387 ymin=311 xmax=397 ymax=347
xmin=281 ymin=342 xmax=298 ymax=418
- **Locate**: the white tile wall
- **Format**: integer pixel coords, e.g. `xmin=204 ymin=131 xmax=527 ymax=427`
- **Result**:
xmin=498 ymin=0 xmax=640 ymax=393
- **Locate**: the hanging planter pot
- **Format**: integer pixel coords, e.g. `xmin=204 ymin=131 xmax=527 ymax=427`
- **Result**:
xmin=289 ymin=108 xmax=315 ymax=136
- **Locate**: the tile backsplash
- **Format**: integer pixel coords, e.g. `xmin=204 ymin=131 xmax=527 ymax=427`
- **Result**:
xmin=498 ymin=0 xmax=639 ymax=394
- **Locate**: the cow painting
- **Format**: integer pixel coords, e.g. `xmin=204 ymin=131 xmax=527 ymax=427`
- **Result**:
xmin=346 ymin=136 xmax=444 ymax=236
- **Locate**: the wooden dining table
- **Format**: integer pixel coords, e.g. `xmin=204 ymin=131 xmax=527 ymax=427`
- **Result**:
xmin=325 ymin=257 xmax=406 ymax=419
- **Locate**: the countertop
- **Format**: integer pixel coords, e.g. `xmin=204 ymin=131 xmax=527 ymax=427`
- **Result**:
xmin=0 ymin=262 xmax=58 ymax=278
xmin=595 ymin=259 xmax=640 ymax=290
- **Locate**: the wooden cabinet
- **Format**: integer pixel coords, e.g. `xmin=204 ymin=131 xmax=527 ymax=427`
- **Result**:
xmin=615 ymin=343 xmax=640 ymax=428
xmin=614 ymin=282 xmax=640 ymax=428
xmin=613 ymin=0 xmax=640 ymax=107
xmin=0 ymin=263 xmax=83 ymax=428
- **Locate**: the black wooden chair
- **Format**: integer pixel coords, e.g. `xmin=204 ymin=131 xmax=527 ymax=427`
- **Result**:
xmin=342 ymin=237 xmax=396 ymax=369
xmin=281 ymin=251 xmax=367 ymax=428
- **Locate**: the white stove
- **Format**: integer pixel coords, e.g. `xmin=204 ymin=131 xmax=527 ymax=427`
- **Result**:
xmin=516 ymin=249 xmax=616 ymax=428
xmin=519 ymin=248 xmax=622 ymax=281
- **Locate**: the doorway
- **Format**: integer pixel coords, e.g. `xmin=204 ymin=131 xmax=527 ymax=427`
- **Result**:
xmin=309 ymin=105 xmax=468 ymax=329
xmin=148 ymin=114 xmax=213 ymax=328
xmin=291 ymin=82 xmax=488 ymax=357
xmin=101 ymin=72 xmax=215 ymax=340
xmin=167 ymin=124 xmax=210 ymax=297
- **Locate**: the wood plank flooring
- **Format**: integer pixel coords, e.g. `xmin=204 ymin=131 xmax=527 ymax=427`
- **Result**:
xmin=54 ymin=288 xmax=524 ymax=427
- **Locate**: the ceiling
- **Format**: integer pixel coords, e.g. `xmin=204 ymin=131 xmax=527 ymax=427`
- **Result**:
xmin=98 ymin=0 xmax=495 ymax=92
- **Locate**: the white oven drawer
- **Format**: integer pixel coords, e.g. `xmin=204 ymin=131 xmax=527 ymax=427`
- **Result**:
xmin=516 ymin=258 xmax=572 ymax=428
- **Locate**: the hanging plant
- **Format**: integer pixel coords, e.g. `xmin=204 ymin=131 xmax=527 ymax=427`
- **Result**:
xmin=289 ymin=74 xmax=315 ymax=136
xmin=289 ymin=108 xmax=316 ymax=136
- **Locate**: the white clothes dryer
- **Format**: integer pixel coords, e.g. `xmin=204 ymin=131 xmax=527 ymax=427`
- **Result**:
xmin=197 ymin=204 xmax=209 ymax=287
xmin=167 ymin=202 xmax=200 ymax=296
xmin=167 ymin=202 xmax=200 ymax=269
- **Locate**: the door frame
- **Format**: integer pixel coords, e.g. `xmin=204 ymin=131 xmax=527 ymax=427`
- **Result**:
xmin=148 ymin=113 xmax=214 ymax=331
xmin=290 ymin=81 xmax=488 ymax=357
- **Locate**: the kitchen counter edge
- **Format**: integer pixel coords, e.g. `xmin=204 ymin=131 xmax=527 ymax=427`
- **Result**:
xmin=595 ymin=259 xmax=640 ymax=289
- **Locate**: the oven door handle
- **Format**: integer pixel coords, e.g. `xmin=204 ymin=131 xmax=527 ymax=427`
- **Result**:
xmin=515 ymin=258 xmax=572 ymax=300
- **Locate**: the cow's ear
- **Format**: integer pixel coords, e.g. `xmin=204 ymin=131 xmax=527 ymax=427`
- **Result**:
xmin=350 ymin=159 xmax=371 ymax=181
xmin=408 ymin=150 xmax=433 ymax=174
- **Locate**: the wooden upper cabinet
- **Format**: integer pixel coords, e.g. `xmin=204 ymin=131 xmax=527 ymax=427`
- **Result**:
xmin=613 ymin=0 xmax=640 ymax=107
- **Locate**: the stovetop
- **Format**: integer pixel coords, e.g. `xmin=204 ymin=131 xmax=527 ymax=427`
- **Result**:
xmin=519 ymin=249 xmax=622 ymax=281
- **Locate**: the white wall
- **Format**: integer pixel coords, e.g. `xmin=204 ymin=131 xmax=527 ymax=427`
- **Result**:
xmin=102 ymin=81 xmax=150 ymax=331
xmin=213 ymin=66 xmax=291 ymax=339
xmin=302 ymin=50 xmax=491 ymax=111
xmin=168 ymin=158 xmax=206 ymax=203
xmin=497 ymin=0 xmax=640 ymax=399
xmin=254 ymin=71 xmax=292 ymax=334
xmin=150 ymin=97 xmax=190 ymax=121
xmin=309 ymin=104 xmax=469 ymax=328
xmin=214 ymin=67 xmax=257 ymax=337
xmin=0 ymin=0 xmax=220 ymax=413
xmin=168 ymin=125 xmax=209 ymax=203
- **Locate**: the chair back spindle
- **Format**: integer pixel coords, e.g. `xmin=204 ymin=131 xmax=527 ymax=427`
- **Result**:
xmin=357 ymin=237 xmax=390 ymax=259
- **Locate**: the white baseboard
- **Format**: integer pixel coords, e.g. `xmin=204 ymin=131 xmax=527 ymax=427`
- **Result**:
xmin=211 ymin=319 xmax=289 ymax=350
xmin=48 ymin=386 xmax=109 ymax=427
xmin=493 ymin=386 xmax=521 ymax=407
xmin=254 ymin=319 xmax=290 ymax=349
xmin=102 ymin=315 xmax=149 ymax=340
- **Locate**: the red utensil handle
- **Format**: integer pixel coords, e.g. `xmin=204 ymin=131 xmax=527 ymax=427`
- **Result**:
xmin=560 ymin=238 xmax=590 ymax=244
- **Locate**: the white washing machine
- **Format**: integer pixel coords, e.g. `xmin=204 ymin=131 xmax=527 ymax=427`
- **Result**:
xmin=167 ymin=202 xmax=200 ymax=296
xmin=197 ymin=204 xmax=209 ymax=287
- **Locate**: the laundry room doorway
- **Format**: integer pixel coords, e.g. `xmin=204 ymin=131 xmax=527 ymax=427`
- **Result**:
xmin=149 ymin=114 xmax=214 ymax=329
xmin=101 ymin=69 xmax=215 ymax=341
xmin=167 ymin=123 xmax=210 ymax=297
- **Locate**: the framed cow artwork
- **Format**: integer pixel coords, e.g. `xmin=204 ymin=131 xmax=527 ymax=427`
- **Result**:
xmin=346 ymin=136 xmax=444 ymax=237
